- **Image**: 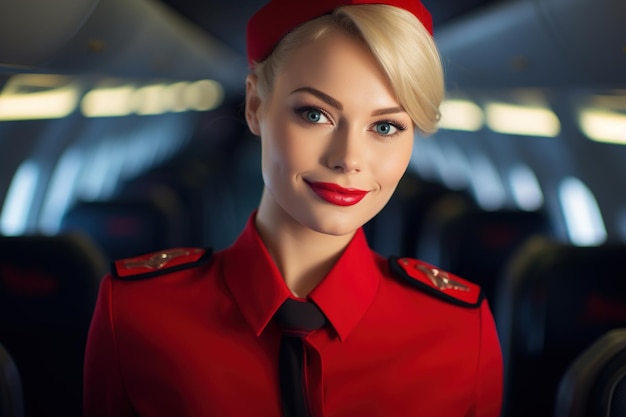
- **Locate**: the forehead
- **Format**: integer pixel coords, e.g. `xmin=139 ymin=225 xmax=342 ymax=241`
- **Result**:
xmin=272 ymin=30 xmax=399 ymax=107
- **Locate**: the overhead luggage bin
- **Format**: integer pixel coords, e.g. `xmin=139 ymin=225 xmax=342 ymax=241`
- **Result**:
xmin=436 ymin=0 xmax=626 ymax=88
xmin=0 ymin=0 xmax=246 ymax=90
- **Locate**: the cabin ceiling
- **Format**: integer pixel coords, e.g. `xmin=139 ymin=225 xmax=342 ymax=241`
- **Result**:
xmin=153 ymin=0 xmax=626 ymax=89
xmin=158 ymin=0 xmax=502 ymax=57
xmin=2 ymin=0 xmax=622 ymax=90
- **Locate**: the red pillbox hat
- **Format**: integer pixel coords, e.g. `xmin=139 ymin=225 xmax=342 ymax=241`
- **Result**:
xmin=246 ymin=0 xmax=433 ymax=66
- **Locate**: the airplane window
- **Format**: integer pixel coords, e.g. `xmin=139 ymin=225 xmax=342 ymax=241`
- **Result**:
xmin=558 ymin=177 xmax=607 ymax=246
xmin=413 ymin=136 xmax=459 ymax=187
xmin=38 ymin=148 xmax=83 ymax=234
xmin=616 ymin=209 xmax=626 ymax=242
xmin=95 ymin=141 xmax=127 ymax=201
xmin=146 ymin=124 xmax=186 ymax=172
xmin=122 ymin=133 xmax=161 ymax=180
xmin=0 ymin=159 xmax=40 ymax=235
xmin=75 ymin=140 xmax=124 ymax=201
xmin=71 ymin=116 xmax=190 ymax=203
xmin=468 ymin=153 xmax=507 ymax=211
xmin=438 ymin=141 xmax=472 ymax=190
xmin=509 ymin=164 xmax=544 ymax=211
xmin=410 ymin=137 xmax=441 ymax=182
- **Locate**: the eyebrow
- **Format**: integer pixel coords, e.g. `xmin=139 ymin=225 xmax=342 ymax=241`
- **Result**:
xmin=371 ymin=107 xmax=406 ymax=117
xmin=290 ymin=86 xmax=407 ymax=117
xmin=291 ymin=87 xmax=343 ymax=110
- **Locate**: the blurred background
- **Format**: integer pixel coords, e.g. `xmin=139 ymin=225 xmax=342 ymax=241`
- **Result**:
xmin=0 ymin=0 xmax=625 ymax=417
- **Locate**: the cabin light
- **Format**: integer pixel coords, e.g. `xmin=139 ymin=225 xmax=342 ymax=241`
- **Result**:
xmin=485 ymin=102 xmax=561 ymax=137
xmin=0 ymin=74 xmax=80 ymax=121
xmin=80 ymin=79 xmax=224 ymax=117
xmin=162 ymin=82 xmax=189 ymax=113
xmin=579 ymin=109 xmax=626 ymax=144
xmin=184 ymin=80 xmax=224 ymax=111
xmin=438 ymin=99 xmax=484 ymax=131
xmin=81 ymin=86 xmax=135 ymax=117
xmin=132 ymin=84 xmax=168 ymax=115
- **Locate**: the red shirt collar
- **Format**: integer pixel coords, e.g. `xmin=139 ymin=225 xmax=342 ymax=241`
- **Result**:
xmin=222 ymin=213 xmax=380 ymax=342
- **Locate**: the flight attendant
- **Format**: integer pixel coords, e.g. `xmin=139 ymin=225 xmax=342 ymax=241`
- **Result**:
xmin=83 ymin=1 xmax=503 ymax=416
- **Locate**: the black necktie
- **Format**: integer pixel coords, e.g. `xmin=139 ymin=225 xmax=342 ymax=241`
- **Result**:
xmin=274 ymin=299 xmax=327 ymax=417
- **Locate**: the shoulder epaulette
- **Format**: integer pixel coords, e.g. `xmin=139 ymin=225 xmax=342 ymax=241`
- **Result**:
xmin=389 ymin=257 xmax=484 ymax=308
xmin=112 ymin=248 xmax=213 ymax=280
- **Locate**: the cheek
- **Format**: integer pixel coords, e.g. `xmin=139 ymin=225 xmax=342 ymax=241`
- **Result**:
xmin=262 ymin=120 xmax=323 ymax=173
xmin=373 ymin=143 xmax=413 ymax=188
xmin=261 ymin=121 xmax=318 ymax=179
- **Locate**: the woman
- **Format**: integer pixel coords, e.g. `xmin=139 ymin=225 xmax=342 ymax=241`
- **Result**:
xmin=83 ymin=1 xmax=503 ymax=416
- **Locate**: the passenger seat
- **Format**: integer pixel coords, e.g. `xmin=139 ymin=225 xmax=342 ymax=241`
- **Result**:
xmin=554 ymin=328 xmax=626 ymax=417
xmin=495 ymin=238 xmax=626 ymax=417
xmin=60 ymin=190 xmax=188 ymax=262
xmin=0 ymin=233 xmax=106 ymax=417
xmin=0 ymin=342 xmax=23 ymax=417
xmin=416 ymin=195 xmax=550 ymax=303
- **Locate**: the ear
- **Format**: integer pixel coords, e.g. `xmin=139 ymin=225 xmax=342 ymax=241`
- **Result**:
xmin=245 ymin=74 xmax=262 ymax=136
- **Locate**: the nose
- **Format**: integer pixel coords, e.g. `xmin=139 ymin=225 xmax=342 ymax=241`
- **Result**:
xmin=325 ymin=125 xmax=363 ymax=174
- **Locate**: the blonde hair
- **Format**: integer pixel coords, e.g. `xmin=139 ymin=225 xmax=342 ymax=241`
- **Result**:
xmin=252 ymin=4 xmax=444 ymax=135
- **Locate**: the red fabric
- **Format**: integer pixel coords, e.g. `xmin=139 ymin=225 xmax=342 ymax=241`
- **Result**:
xmin=84 ymin=213 xmax=503 ymax=417
xmin=246 ymin=0 xmax=433 ymax=65
xmin=395 ymin=257 xmax=483 ymax=305
xmin=113 ymin=248 xmax=206 ymax=278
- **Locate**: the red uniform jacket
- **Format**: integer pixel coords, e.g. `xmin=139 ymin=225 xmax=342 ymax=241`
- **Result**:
xmin=84 ymin=215 xmax=503 ymax=417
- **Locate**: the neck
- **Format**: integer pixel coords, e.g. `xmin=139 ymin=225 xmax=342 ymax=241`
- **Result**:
xmin=255 ymin=190 xmax=356 ymax=298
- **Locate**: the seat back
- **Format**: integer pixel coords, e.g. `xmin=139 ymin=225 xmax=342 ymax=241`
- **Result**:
xmin=61 ymin=191 xmax=187 ymax=262
xmin=495 ymin=238 xmax=626 ymax=417
xmin=364 ymin=175 xmax=461 ymax=257
xmin=0 ymin=233 xmax=106 ymax=417
xmin=119 ymin=161 xmax=212 ymax=248
xmin=0 ymin=343 xmax=23 ymax=417
xmin=417 ymin=198 xmax=550 ymax=303
xmin=555 ymin=328 xmax=626 ymax=417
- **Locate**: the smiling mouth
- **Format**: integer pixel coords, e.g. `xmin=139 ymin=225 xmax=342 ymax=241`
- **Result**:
xmin=305 ymin=181 xmax=368 ymax=207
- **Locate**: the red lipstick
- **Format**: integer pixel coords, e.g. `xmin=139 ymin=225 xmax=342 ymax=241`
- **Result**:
xmin=306 ymin=181 xmax=368 ymax=206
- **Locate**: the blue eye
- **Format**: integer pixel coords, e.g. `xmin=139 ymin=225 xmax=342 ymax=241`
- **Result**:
xmin=295 ymin=106 xmax=331 ymax=124
xmin=375 ymin=122 xmax=397 ymax=136
xmin=306 ymin=110 xmax=323 ymax=123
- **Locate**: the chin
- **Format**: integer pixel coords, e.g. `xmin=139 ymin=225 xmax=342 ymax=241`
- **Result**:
xmin=312 ymin=223 xmax=357 ymax=237
xmin=299 ymin=210 xmax=373 ymax=237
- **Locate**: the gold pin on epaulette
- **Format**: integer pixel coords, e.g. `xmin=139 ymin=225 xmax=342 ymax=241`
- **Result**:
xmin=416 ymin=264 xmax=469 ymax=291
xmin=399 ymin=258 xmax=470 ymax=292
xmin=124 ymin=249 xmax=203 ymax=270
xmin=393 ymin=257 xmax=481 ymax=307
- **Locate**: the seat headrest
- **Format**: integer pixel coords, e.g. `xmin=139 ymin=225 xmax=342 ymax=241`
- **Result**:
xmin=555 ymin=328 xmax=626 ymax=417
xmin=0 ymin=233 xmax=106 ymax=327
xmin=501 ymin=238 xmax=626 ymax=357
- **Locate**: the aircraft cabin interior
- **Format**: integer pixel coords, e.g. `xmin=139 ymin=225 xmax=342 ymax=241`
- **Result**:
xmin=0 ymin=0 xmax=625 ymax=416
